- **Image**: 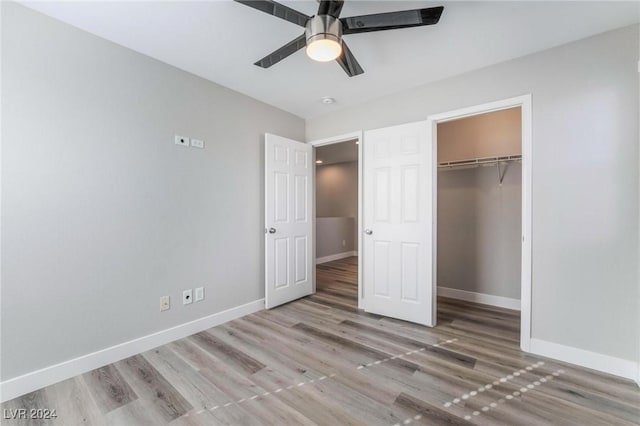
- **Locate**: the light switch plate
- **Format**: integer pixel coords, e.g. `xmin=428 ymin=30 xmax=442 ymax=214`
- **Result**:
xmin=175 ymin=135 xmax=189 ymax=147
xmin=191 ymin=139 xmax=204 ymax=149
xmin=195 ymin=287 xmax=204 ymax=302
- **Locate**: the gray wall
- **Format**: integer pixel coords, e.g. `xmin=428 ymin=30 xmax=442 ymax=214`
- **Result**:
xmin=316 ymin=161 xmax=359 ymax=218
xmin=307 ymin=25 xmax=640 ymax=362
xmin=1 ymin=3 xmax=304 ymax=381
xmin=316 ymin=161 xmax=359 ymax=255
xmin=316 ymin=217 xmax=356 ymax=259
xmin=438 ymin=164 xmax=521 ymax=299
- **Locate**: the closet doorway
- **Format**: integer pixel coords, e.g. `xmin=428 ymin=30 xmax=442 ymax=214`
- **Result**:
xmin=429 ymin=95 xmax=532 ymax=351
xmin=311 ymin=132 xmax=363 ymax=309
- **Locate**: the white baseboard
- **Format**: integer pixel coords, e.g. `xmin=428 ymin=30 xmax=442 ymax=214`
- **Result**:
xmin=0 ymin=298 xmax=265 ymax=403
xmin=438 ymin=286 xmax=521 ymax=311
xmin=529 ymin=338 xmax=638 ymax=382
xmin=316 ymin=250 xmax=358 ymax=264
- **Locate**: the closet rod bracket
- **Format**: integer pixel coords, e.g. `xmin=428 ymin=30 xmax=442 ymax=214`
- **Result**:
xmin=497 ymin=161 xmax=509 ymax=185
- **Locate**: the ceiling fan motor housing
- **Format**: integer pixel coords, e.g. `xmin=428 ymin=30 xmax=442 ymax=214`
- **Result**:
xmin=306 ymin=15 xmax=342 ymax=46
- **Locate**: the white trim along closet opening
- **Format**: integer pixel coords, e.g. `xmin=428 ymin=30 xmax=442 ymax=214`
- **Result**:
xmin=436 ymin=107 xmax=523 ymax=343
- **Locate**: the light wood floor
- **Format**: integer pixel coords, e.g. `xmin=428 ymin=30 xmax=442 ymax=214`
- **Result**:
xmin=3 ymin=256 xmax=639 ymax=425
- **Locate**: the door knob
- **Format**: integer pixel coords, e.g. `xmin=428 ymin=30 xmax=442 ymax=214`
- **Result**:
xmin=364 ymin=229 xmax=373 ymax=235
xmin=268 ymin=227 xmax=277 ymax=234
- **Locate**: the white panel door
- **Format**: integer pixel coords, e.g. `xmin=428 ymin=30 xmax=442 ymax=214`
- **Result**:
xmin=363 ymin=121 xmax=434 ymax=326
xmin=265 ymin=134 xmax=313 ymax=309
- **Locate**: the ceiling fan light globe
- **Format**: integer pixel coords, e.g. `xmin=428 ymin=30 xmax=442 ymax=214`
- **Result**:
xmin=306 ymin=38 xmax=342 ymax=62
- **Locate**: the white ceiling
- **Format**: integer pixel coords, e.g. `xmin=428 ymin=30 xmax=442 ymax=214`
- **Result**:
xmin=22 ymin=1 xmax=640 ymax=118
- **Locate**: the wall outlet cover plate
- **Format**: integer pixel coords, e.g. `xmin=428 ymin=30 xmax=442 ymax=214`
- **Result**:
xmin=175 ymin=135 xmax=189 ymax=147
xmin=195 ymin=287 xmax=204 ymax=302
xmin=160 ymin=296 xmax=170 ymax=311
xmin=183 ymin=289 xmax=193 ymax=305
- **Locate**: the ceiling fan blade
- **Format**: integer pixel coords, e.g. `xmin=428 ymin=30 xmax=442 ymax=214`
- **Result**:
xmin=336 ymin=41 xmax=364 ymax=77
xmin=341 ymin=6 xmax=444 ymax=34
xmin=254 ymin=33 xmax=307 ymax=68
xmin=317 ymin=0 xmax=344 ymax=18
xmin=235 ymin=0 xmax=310 ymax=27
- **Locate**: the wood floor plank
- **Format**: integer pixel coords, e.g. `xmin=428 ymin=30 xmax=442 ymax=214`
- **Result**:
xmin=534 ymin=378 xmax=640 ymax=423
xmin=143 ymin=345 xmax=230 ymax=412
xmin=45 ymin=377 xmax=103 ymax=425
xmin=82 ymin=364 xmax=138 ymax=413
xmin=2 ymin=389 xmax=53 ymax=426
xmin=291 ymin=322 xmax=422 ymax=374
xmin=394 ymin=392 xmax=476 ymax=425
xmin=190 ymin=331 xmax=266 ymax=375
xmin=340 ymin=319 xmax=438 ymax=348
xmin=299 ymin=371 xmax=415 ymax=425
xmin=104 ymin=398 xmax=169 ymax=426
xmin=115 ymin=354 xmax=192 ymax=422
xmin=518 ymin=387 xmax=640 ymax=426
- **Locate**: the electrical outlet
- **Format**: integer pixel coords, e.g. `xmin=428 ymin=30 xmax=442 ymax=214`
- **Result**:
xmin=175 ymin=135 xmax=189 ymax=147
xmin=191 ymin=139 xmax=204 ymax=149
xmin=183 ymin=289 xmax=193 ymax=305
xmin=342 ymin=239 xmax=346 ymax=247
xmin=160 ymin=296 xmax=170 ymax=312
xmin=195 ymin=287 xmax=204 ymax=302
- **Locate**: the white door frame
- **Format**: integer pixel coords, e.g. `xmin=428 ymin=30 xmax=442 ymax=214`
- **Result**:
xmin=309 ymin=131 xmax=364 ymax=310
xmin=427 ymin=94 xmax=533 ymax=352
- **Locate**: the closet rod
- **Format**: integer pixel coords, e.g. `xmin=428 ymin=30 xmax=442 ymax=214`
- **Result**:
xmin=437 ymin=154 xmax=522 ymax=169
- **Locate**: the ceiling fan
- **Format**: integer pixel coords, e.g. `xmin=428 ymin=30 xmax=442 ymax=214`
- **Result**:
xmin=235 ymin=0 xmax=444 ymax=77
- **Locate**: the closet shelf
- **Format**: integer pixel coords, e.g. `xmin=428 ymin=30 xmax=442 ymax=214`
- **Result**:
xmin=438 ymin=154 xmax=522 ymax=169
xmin=438 ymin=154 xmax=522 ymax=185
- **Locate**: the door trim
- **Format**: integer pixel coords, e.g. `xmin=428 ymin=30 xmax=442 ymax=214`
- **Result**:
xmin=309 ymin=131 xmax=364 ymax=309
xmin=427 ymin=94 xmax=533 ymax=352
